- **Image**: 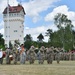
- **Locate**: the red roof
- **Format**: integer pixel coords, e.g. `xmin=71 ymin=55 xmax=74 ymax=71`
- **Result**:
xmin=3 ymin=4 xmax=26 ymax=15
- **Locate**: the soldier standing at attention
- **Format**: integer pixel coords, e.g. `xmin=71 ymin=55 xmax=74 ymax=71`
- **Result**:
xmin=13 ymin=45 xmax=19 ymax=64
xmin=37 ymin=46 xmax=45 ymax=64
xmin=55 ymin=48 xmax=60 ymax=64
xmin=28 ymin=46 xmax=36 ymax=64
xmin=6 ymin=48 xmax=12 ymax=64
xmin=46 ymin=47 xmax=54 ymax=64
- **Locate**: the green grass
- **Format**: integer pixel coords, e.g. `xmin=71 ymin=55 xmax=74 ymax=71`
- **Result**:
xmin=0 ymin=61 xmax=75 ymax=75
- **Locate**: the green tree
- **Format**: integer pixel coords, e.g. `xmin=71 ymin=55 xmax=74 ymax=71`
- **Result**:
xmin=54 ymin=13 xmax=73 ymax=50
xmin=0 ymin=33 xmax=5 ymax=50
xmin=37 ymin=33 xmax=44 ymax=42
xmin=24 ymin=34 xmax=33 ymax=50
xmin=45 ymin=29 xmax=53 ymax=42
xmin=24 ymin=34 xmax=32 ymax=41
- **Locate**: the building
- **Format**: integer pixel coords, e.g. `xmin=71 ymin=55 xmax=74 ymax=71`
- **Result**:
xmin=3 ymin=4 xmax=26 ymax=46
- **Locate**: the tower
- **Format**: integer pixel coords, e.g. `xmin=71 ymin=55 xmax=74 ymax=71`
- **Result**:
xmin=3 ymin=4 xmax=26 ymax=46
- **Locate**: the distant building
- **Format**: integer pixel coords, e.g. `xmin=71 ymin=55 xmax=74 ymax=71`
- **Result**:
xmin=3 ymin=4 xmax=26 ymax=46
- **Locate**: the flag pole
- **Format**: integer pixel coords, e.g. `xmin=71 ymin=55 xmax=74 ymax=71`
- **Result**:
xmin=7 ymin=0 xmax=9 ymax=48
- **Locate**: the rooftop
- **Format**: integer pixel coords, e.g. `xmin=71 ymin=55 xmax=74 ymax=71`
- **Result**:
xmin=3 ymin=4 xmax=26 ymax=15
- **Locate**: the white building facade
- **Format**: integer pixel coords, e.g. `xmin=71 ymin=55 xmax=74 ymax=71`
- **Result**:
xmin=3 ymin=4 xmax=25 ymax=46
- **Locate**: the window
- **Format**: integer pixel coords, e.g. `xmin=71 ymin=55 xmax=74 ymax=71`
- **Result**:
xmin=14 ymin=30 xmax=17 ymax=32
xmin=20 ymin=35 xmax=21 ymax=37
xmin=14 ymin=13 xmax=16 ymax=16
xmin=22 ymin=31 xmax=23 ymax=33
xmin=4 ymin=14 xmax=6 ymax=17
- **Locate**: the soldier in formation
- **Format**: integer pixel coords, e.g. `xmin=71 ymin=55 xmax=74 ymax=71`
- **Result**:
xmin=46 ymin=47 xmax=54 ymax=64
xmin=13 ymin=44 xmax=19 ymax=64
xmin=6 ymin=48 xmax=13 ymax=64
xmin=37 ymin=46 xmax=45 ymax=64
xmin=28 ymin=46 xmax=36 ymax=64
xmin=55 ymin=48 xmax=60 ymax=64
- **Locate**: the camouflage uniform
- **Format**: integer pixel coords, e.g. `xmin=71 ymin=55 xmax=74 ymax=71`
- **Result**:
xmin=37 ymin=46 xmax=45 ymax=64
xmin=13 ymin=46 xmax=19 ymax=64
xmin=28 ymin=46 xmax=36 ymax=64
xmin=55 ymin=48 xmax=60 ymax=64
xmin=46 ymin=47 xmax=54 ymax=64
xmin=71 ymin=52 xmax=74 ymax=60
xmin=6 ymin=48 xmax=12 ymax=64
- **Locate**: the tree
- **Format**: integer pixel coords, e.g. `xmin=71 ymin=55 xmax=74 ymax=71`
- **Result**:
xmin=54 ymin=13 xmax=73 ymax=50
xmin=45 ymin=29 xmax=53 ymax=42
xmin=37 ymin=33 xmax=44 ymax=42
xmin=24 ymin=34 xmax=32 ymax=42
xmin=24 ymin=34 xmax=33 ymax=50
xmin=0 ymin=33 xmax=5 ymax=50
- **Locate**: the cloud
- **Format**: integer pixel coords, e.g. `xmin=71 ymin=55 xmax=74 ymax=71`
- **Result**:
xmin=24 ymin=24 xmax=58 ymax=42
xmin=22 ymin=0 xmax=60 ymax=23
xmin=0 ymin=21 xmax=4 ymax=28
xmin=0 ymin=28 xmax=4 ymax=35
xmin=45 ymin=5 xmax=75 ymax=26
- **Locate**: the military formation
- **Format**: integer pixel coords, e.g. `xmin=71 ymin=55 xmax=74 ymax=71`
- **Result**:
xmin=0 ymin=45 xmax=75 ymax=65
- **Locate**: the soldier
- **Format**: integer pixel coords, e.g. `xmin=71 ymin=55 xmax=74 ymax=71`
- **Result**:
xmin=13 ymin=45 xmax=19 ymax=64
xmin=55 ymin=48 xmax=60 ymax=64
xmin=0 ymin=49 xmax=3 ymax=64
xmin=20 ymin=44 xmax=26 ymax=64
xmin=37 ymin=46 xmax=45 ymax=64
xmin=6 ymin=48 xmax=12 ymax=64
xmin=46 ymin=47 xmax=54 ymax=64
xmin=71 ymin=51 xmax=74 ymax=60
xmin=28 ymin=46 xmax=36 ymax=64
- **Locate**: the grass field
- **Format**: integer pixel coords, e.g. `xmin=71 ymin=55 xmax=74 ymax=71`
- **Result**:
xmin=0 ymin=61 xmax=75 ymax=75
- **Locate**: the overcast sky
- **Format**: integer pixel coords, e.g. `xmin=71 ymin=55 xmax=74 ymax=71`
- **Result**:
xmin=0 ymin=0 xmax=75 ymax=42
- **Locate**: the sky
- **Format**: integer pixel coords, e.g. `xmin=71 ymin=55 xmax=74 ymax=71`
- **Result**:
xmin=0 ymin=0 xmax=75 ymax=42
